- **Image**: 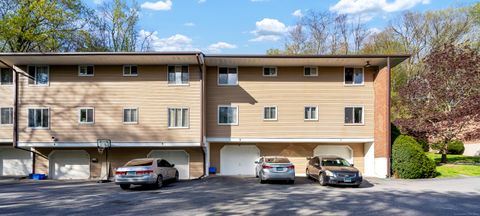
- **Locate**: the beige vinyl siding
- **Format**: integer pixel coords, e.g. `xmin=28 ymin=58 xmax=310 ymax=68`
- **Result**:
xmin=206 ymin=66 xmax=375 ymax=138
xmin=0 ymin=84 xmax=13 ymax=141
xmin=17 ymin=65 xmax=201 ymax=143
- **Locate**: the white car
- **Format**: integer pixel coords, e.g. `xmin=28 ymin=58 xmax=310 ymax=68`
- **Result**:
xmin=115 ymin=158 xmax=179 ymax=190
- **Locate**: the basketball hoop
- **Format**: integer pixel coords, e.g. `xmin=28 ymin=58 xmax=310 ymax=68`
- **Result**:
xmin=97 ymin=139 xmax=111 ymax=154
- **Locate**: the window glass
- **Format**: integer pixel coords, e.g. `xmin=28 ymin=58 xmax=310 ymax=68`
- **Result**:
xmin=264 ymin=157 xmax=290 ymax=163
xmin=218 ymin=106 xmax=238 ymax=124
xmin=304 ymin=67 xmax=318 ymax=76
xmin=0 ymin=69 xmax=13 ymax=85
xmin=321 ymin=159 xmax=351 ymax=167
xmin=344 ymin=107 xmax=353 ymax=123
xmin=79 ymin=108 xmax=94 ymax=124
xmin=345 ymin=107 xmax=363 ymax=124
xmin=218 ymin=67 xmax=238 ymax=85
xmin=28 ymin=108 xmax=49 ymax=128
xmin=264 ymin=106 xmax=277 ymax=120
xmin=345 ymin=68 xmax=354 ymax=84
xmin=28 ymin=66 xmax=49 ymax=85
xmin=0 ymin=107 xmax=13 ymax=125
xmin=263 ymin=67 xmax=277 ymax=76
xmin=79 ymin=65 xmax=94 ymax=76
xmin=354 ymin=107 xmax=363 ymax=123
xmin=168 ymin=65 xmax=189 ymax=84
xmin=304 ymin=106 xmax=317 ymax=120
xmin=125 ymin=159 xmax=153 ymax=166
xmin=168 ymin=108 xmax=189 ymax=128
xmin=345 ymin=68 xmax=363 ymax=85
xmin=123 ymin=108 xmax=138 ymax=123
xmin=123 ymin=65 xmax=138 ymax=76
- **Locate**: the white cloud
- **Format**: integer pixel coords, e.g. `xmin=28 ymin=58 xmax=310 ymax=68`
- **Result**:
xmin=93 ymin=0 xmax=103 ymax=5
xmin=198 ymin=0 xmax=206 ymax=3
xmin=330 ymin=0 xmax=430 ymax=14
xmin=139 ymin=30 xmax=198 ymax=51
xmin=292 ymin=9 xmax=303 ymax=18
xmin=368 ymin=27 xmax=382 ymax=34
xmin=250 ymin=18 xmax=289 ymax=42
xmin=207 ymin=42 xmax=237 ymax=53
xmin=141 ymin=0 xmax=172 ymax=11
xmin=184 ymin=22 xmax=195 ymax=27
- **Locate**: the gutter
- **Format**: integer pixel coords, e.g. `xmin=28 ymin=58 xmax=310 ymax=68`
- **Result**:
xmin=0 ymin=60 xmax=48 ymax=175
xmin=195 ymin=53 xmax=207 ymax=179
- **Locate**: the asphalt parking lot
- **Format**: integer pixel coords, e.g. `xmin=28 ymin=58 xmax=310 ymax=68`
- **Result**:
xmin=0 ymin=176 xmax=479 ymax=216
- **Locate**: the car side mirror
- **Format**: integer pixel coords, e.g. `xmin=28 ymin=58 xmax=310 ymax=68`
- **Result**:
xmin=254 ymin=161 xmax=259 ymax=164
xmin=171 ymin=164 xmax=175 ymax=167
xmin=350 ymin=164 xmax=354 ymax=167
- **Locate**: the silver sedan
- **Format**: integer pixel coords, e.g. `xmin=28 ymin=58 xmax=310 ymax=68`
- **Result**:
xmin=115 ymin=158 xmax=179 ymax=190
xmin=255 ymin=156 xmax=295 ymax=184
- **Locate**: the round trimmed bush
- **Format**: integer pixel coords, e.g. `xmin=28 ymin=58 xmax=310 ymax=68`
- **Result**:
xmin=392 ymin=135 xmax=436 ymax=179
xmin=447 ymin=140 xmax=465 ymax=155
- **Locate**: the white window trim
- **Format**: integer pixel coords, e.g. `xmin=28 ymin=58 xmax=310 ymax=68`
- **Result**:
xmin=217 ymin=66 xmax=239 ymax=86
xmin=0 ymin=68 xmax=13 ymax=86
xmin=167 ymin=65 xmax=190 ymax=86
xmin=78 ymin=65 xmax=95 ymax=77
xmin=217 ymin=105 xmax=239 ymax=126
xmin=0 ymin=107 xmax=13 ymax=126
xmin=304 ymin=66 xmax=318 ymax=77
xmin=123 ymin=107 xmax=139 ymax=124
xmin=263 ymin=106 xmax=278 ymax=121
xmin=262 ymin=66 xmax=278 ymax=77
xmin=343 ymin=66 xmax=365 ymax=86
xmin=27 ymin=107 xmax=50 ymax=129
xmin=344 ymin=105 xmax=365 ymax=126
xmin=123 ymin=65 xmax=138 ymax=77
xmin=78 ymin=107 xmax=95 ymax=125
xmin=304 ymin=105 xmax=319 ymax=121
xmin=27 ymin=65 xmax=50 ymax=87
xmin=167 ymin=107 xmax=190 ymax=129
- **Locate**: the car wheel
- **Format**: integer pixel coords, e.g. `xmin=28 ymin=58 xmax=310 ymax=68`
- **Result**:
xmin=259 ymin=173 xmax=266 ymax=184
xmin=174 ymin=171 xmax=179 ymax=182
xmin=319 ymin=172 xmax=328 ymax=186
xmin=120 ymin=184 xmax=130 ymax=190
xmin=156 ymin=175 xmax=163 ymax=188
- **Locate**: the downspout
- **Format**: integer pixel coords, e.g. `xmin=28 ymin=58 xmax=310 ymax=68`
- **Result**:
xmin=195 ymin=53 xmax=207 ymax=179
xmin=386 ymin=57 xmax=392 ymax=177
xmin=0 ymin=60 xmax=48 ymax=175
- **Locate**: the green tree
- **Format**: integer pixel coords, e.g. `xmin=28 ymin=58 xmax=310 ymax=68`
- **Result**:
xmin=0 ymin=0 xmax=91 ymax=52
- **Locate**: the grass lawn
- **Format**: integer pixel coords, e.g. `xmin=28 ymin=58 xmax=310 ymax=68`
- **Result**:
xmin=426 ymin=153 xmax=480 ymax=178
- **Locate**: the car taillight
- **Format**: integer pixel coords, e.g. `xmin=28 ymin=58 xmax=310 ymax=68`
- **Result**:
xmin=262 ymin=165 xmax=273 ymax=169
xmin=287 ymin=165 xmax=295 ymax=169
xmin=136 ymin=170 xmax=153 ymax=175
xmin=115 ymin=171 xmax=127 ymax=175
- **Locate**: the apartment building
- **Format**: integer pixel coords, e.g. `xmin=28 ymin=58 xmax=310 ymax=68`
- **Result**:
xmin=0 ymin=52 xmax=409 ymax=179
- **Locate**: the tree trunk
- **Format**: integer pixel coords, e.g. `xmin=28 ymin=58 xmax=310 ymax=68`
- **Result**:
xmin=441 ymin=152 xmax=448 ymax=163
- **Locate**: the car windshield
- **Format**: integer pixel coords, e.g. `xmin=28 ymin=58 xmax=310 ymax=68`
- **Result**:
xmin=125 ymin=159 xmax=153 ymax=166
xmin=264 ymin=157 xmax=290 ymax=163
xmin=321 ymin=158 xmax=350 ymax=167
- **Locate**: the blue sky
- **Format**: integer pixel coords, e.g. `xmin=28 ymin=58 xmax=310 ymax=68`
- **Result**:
xmin=88 ymin=0 xmax=477 ymax=54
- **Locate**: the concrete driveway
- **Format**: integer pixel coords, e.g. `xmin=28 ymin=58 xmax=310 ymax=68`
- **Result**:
xmin=0 ymin=176 xmax=479 ymax=216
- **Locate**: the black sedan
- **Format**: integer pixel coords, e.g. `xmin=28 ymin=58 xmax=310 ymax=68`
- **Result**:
xmin=306 ymin=156 xmax=362 ymax=187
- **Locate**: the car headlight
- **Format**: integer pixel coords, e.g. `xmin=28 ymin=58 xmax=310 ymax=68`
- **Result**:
xmin=325 ymin=170 xmax=335 ymax=177
xmin=358 ymin=171 xmax=362 ymax=177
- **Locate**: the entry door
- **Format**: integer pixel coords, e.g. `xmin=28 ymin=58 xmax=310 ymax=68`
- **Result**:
xmin=220 ymin=145 xmax=260 ymax=176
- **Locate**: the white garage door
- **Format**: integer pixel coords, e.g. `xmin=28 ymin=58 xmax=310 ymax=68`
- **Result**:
xmin=0 ymin=147 xmax=32 ymax=176
xmin=149 ymin=150 xmax=190 ymax=179
xmin=220 ymin=145 xmax=260 ymax=176
xmin=314 ymin=145 xmax=353 ymax=164
xmin=50 ymin=150 xmax=90 ymax=180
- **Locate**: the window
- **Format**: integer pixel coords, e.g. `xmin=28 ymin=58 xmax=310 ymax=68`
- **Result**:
xmin=1 ymin=68 xmax=13 ymax=85
xmin=168 ymin=108 xmax=189 ymax=128
xmin=28 ymin=108 xmax=49 ymax=128
xmin=123 ymin=65 xmax=138 ymax=76
xmin=304 ymin=106 xmax=318 ymax=120
xmin=123 ymin=108 xmax=138 ymax=124
xmin=218 ymin=67 xmax=238 ymax=85
xmin=218 ymin=105 xmax=238 ymax=125
xmin=344 ymin=67 xmax=364 ymax=85
xmin=304 ymin=67 xmax=318 ymax=76
xmin=168 ymin=65 xmax=189 ymax=85
xmin=78 ymin=65 xmax=94 ymax=76
xmin=263 ymin=67 xmax=277 ymax=77
xmin=79 ymin=108 xmax=94 ymax=124
xmin=344 ymin=106 xmax=363 ymax=124
xmin=158 ymin=159 xmax=171 ymax=167
xmin=263 ymin=106 xmax=277 ymax=120
xmin=0 ymin=107 xmax=13 ymax=125
xmin=28 ymin=65 xmax=49 ymax=86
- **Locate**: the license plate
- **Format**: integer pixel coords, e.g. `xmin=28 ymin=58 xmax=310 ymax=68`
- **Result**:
xmin=127 ymin=171 xmax=136 ymax=176
xmin=276 ymin=167 xmax=284 ymax=171
xmin=344 ymin=178 xmax=352 ymax=183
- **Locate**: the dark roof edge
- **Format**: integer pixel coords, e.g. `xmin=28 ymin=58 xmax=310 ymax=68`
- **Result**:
xmin=0 ymin=51 xmax=203 ymax=57
xmin=204 ymin=54 xmax=411 ymax=58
